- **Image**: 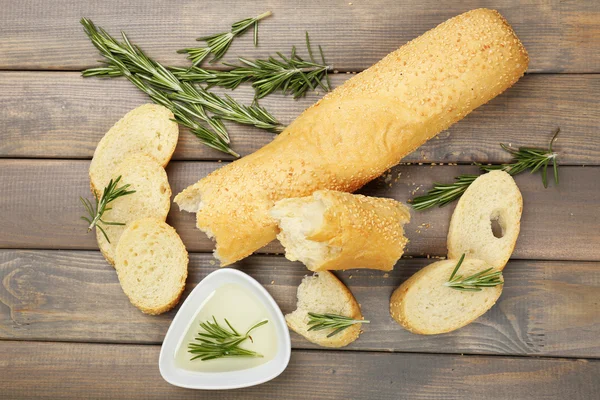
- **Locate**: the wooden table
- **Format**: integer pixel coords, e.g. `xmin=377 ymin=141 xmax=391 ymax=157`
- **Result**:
xmin=1 ymin=1 xmax=599 ymax=398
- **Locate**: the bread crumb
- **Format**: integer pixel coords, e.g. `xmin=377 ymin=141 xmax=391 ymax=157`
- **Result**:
xmin=349 ymin=275 xmax=353 ymax=279
xmin=383 ymin=273 xmax=389 ymax=278
xmin=271 ymin=280 xmax=275 ymax=285
xmin=209 ymin=260 xmax=216 ymax=266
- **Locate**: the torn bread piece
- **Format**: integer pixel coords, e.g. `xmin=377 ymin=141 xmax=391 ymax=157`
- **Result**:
xmin=390 ymin=258 xmax=503 ymax=334
xmin=89 ymin=103 xmax=178 ymax=193
xmin=96 ymin=154 xmax=171 ymax=265
xmin=447 ymin=170 xmax=523 ymax=271
xmin=286 ymin=271 xmax=365 ymax=348
xmin=270 ymin=190 xmax=410 ymax=271
xmin=115 ymin=218 xmax=188 ymax=315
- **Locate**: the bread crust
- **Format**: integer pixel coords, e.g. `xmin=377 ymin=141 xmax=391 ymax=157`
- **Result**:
xmin=390 ymin=259 xmax=503 ymax=334
xmin=175 ymin=9 xmax=529 ymax=266
xmin=273 ymin=190 xmax=410 ymax=271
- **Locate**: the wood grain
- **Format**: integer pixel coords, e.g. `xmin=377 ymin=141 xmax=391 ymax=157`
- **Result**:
xmin=0 ymin=160 xmax=598 ymax=261
xmin=1 ymin=72 xmax=599 ymax=162
xmin=1 ymin=0 xmax=599 ymax=73
xmin=0 ymin=340 xmax=598 ymax=400
xmin=1 ymin=250 xmax=599 ymax=358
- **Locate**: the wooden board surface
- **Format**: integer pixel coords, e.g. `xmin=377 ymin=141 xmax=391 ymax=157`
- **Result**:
xmin=1 ymin=159 xmax=597 ymax=261
xmin=1 ymin=72 xmax=599 ymax=162
xmin=1 ymin=341 xmax=598 ymax=400
xmin=2 ymin=1 xmax=600 ymax=398
xmin=2 ymin=250 xmax=599 ymax=358
xmin=1 ymin=0 xmax=599 ymax=73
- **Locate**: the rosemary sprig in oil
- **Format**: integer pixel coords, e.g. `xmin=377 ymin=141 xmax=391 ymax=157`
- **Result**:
xmin=178 ymin=11 xmax=272 ymax=66
xmin=412 ymin=128 xmax=561 ymax=210
xmin=188 ymin=317 xmax=268 ymax=361
xmin=80 ymin=176 xmax=135 ymax=243
xmin=174 ymin=32 xmax=331 ymax=99
xmin=307 ymin=312 xmax=369 ymax=338
xmin=444 ymin=254 xmax=504 ymax=292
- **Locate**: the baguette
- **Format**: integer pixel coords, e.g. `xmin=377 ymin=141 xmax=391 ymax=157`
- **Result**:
xmin=270 ymin=190 xmax=410 ymax=271
xmin=89 ymin=104 xmax=178 ymax=193
xmin=175 ymin=9 xmax=529 ymax=266
xmin=390 ymin=258 xmax=503 ymax=334
xmin=447 ymin=170 xmax=523 ymax=270
xmin=115 ymin=218 xmax=188 ymax=315
xmin=286 ymin=271 xmax=364 ymax=348
xmin=96 ymin=154 xmax=171 ymax=265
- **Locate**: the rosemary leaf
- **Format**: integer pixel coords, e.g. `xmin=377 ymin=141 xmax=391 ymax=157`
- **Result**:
xmin=444 ymin=254 xmax=504 ymax=291
xmin=80 ymin=176 xmax=135 ymax=243
xmin=307 ymin=312 xmax=369 ymax=338
xmin=188 ymin=317 xmax=268 ymax=361
xmin=178 ymin=11 xmax=272 ymax=66
xmin=411 ymin=128 xmax=561 ymax=210
xmin=173 ymin=33 xmax=331 ymax=99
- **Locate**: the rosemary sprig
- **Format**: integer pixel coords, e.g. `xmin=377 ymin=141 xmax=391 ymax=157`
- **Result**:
xmin=307 ymin=312 xmax=369 ymax=338
xmin=174 ymin=32 xmax=331 ymax=99
xmin=178 ymin=11 xmax=272 ymax=66
xmin=81 ymin=18 xmax=283 ymax=157
xmin=188 ymin=317 xmax=268 ymax=361
xmin=80 ymin=176 xmax=135 ymax=243
xmin=444 ymin=254 xmax=504 ymax=292
xmin=411 ymin=129 xmax=561 ymax=210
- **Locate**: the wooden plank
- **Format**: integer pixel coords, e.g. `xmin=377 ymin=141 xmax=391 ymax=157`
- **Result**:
xmin=1 ymin=250 xmax=599 ymax=358
xmin=1 ymin=1 xmax=599 ymax=73
xmin=0 ymin=341 xmax=598 ymax=400
xmin=0 ymin=160 xmax=598 ymax=261
xmin=1 ymin=72 xmax=599 ymax=163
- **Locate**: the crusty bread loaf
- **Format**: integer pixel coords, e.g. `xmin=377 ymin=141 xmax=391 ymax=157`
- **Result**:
xmin=89 ymin=104 xmax=178 ymax=193
xmin=270 ymin=190 xmax=410 ymax=271
xmin=175 ymin=9 xmax=529 ymax=266
xmin=96 ymin=154 xmax=171 ymax=265
xmin=447 ymin=170 xmax=523 ymax=270
xmin=286 ymin=271 xmax=364 ymax=347
xmin=115 ymin=218 xmax=188 ymax=315
xmin=390 ymin=258 xmax=503 ymax=334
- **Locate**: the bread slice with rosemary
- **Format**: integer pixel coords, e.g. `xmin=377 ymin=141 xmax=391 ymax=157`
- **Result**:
xmin=390 ymin=257 xmax=503 ymax=334
xmin=286 ymin=271 xmax=365 ymax=348
xmin=447 ymin=170 xmax=522 ymax=271
xmin=89 ymin=103 xmax=178 ymax=193
xmin=115 ymin=218 xmax=188 ymax=315
xmin=95 ymin=154 xmax=171 ymax=265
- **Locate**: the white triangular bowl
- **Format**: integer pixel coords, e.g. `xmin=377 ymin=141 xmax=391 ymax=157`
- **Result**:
xmin=159 ymin=268 xmax=291 ymax=389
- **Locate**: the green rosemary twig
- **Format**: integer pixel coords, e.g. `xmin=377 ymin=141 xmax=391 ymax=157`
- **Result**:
xmin=307 ymin=312 xmax=369 ymax=338
xmin=178 ymin=11 xmax=272 ymax=66
xmin=173 ymin=32 xmax=331 ymax=99
xmin=80 ymin=176 xmax=135 ymax=243
xmin=411 ymin=128 xmax=561 ymax=210
xmin=188 ymin=317 xmax=268 ymax=361
xmin=444 ymin=254 xmax=504 ymax=292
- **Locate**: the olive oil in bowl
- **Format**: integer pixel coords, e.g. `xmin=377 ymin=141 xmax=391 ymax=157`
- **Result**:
xmin=174 ymin=283 xmax=278 ymax=373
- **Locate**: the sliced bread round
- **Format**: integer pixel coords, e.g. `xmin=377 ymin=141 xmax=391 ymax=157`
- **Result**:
xmin=447 ymin=170 xmax=522 ymax=271
xmin=285 ymin=271 xmax=364 ymax=348
xmin=390 ymin=258 xmax=503 ymax=335
xmin=115 ymin=218 xmax=188 ymax=315
xmin=89 ymin=103 xmax=178 ymax=193
xmin=95 ymin=154 xmax=171 ymax=265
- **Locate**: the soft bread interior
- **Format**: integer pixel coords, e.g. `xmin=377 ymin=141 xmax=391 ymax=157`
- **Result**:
xmin=115 ymin=218 xmax=188 ymax=315
xmin=390 ymin=258 xmax=503 ymax=334
xmin=286 ymin=271 xmax=363 ymax=348
xmin=95 ymin=154 xmax=171 ymax=265
xmin=270 ymin=197 xmax=340 ymax=269
xmin=447 ymin=170 xmax=523 ymax=270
